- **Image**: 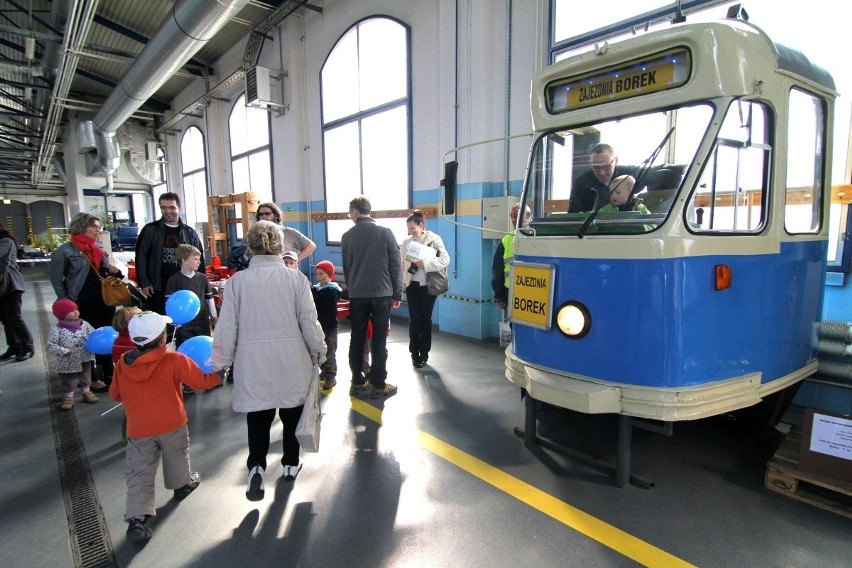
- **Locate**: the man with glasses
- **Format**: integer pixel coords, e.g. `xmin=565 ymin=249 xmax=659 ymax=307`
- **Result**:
xmin=568 ymin=143 xmax=634 ymax=213
xmin=135 ymin=192 xmax=205 ymax=316
xmin=254 ymin=202 xmax=316 ymax=262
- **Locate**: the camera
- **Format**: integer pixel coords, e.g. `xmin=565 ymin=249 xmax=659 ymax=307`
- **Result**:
xmin=407 ymin=264 xmax=418 ymax=274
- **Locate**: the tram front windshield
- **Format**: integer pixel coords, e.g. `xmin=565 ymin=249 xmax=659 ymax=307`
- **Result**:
xmin=524 ymin=104 xmax=712 ymax=236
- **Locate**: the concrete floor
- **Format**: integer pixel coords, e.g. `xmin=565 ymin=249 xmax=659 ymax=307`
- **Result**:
xmin=1 ymin=267 xmax=850 ymax=567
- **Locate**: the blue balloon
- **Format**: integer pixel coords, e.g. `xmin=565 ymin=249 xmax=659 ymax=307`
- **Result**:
xmin=166 ymin=290 xmax=201 ymax=325
xmin=177 ymin=335 xmax=214 ymax=373
xmin=85 ymin=326 xmax=119 ymax=355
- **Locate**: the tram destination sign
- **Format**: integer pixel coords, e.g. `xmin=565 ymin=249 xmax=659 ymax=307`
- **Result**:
xmin=508 ymin=262 xmax=555 ymax=330
xmin=546 ymin=48 xmax=692 ymax=113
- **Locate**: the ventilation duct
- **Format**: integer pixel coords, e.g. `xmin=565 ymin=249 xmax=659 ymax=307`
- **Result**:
xmin=85 ymin=0 xmax=251 ymax=181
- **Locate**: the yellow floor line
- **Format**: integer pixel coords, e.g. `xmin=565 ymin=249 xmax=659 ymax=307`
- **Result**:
xmin=348 ymin=396 xmax=694 ymax=568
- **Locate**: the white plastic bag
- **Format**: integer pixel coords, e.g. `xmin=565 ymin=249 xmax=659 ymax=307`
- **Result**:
xmin=295 ymin=365 xmax=322 ymax=452
xmin=499 ymin=320 xmax=512 ymax=348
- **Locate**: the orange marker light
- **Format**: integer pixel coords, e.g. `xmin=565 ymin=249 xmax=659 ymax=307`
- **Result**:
xmin=715 ymin=264 xmax=731 ymax=290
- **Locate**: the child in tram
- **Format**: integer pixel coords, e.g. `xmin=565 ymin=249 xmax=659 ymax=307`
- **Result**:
xmin=599 ymin=175 xmax=651 ymax=214
xmin=312 ymin=260 xmax=342 ymax=390
xmin=47 ymin=298 xmax=98 ymax=411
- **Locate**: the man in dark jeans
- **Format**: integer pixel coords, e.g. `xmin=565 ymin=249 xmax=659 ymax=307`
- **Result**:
xmin=134 ymin=192 xmax=205 ymax=316
xmin=341 ymin=196 xmax=403 ymax=400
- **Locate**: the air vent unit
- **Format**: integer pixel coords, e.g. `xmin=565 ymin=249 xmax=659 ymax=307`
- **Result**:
xmin=245 ymin=66 xmax=288 ymax=113
xmin=246 ymin=66 xmax=274 ymax=107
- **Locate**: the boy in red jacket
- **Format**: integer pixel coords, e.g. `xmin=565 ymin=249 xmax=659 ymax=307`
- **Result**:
xmin=109 ymin=311 xmax=221 ymax=545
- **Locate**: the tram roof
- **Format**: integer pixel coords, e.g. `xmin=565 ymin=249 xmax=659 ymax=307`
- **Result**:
xmin=773 ymin=42 xmax=835 ymax=91
xmin=531 ymin=20 xmax=837 ymax=131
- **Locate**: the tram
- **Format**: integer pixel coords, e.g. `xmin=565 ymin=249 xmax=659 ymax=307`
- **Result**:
xmin=503 ymin=18 xmax=836 ymax=424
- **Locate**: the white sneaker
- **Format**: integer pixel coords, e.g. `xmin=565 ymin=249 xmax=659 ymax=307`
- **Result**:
xmin=283 ymin=463 xmax=303 ymax=481
xmin=245 ymin=466 xmax=265 ymax=501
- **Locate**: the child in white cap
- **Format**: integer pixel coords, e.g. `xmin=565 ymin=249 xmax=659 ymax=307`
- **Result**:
xmin=109 ymin=311 xmax=222 ymax=545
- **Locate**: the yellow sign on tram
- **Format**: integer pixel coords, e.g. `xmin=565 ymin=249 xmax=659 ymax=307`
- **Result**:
xmin=547 ymin=48 xmax=692 ymax=113
xmin=509 ymin=262 xmax=555 ymax=329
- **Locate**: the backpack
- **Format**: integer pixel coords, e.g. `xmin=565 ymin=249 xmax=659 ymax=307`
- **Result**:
xmin=227 ymin=244 xmax=251 ymax=271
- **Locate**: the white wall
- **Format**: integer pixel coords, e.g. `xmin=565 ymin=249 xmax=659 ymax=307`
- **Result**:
xmin=167 ymin=0 xmax=547 ymax=206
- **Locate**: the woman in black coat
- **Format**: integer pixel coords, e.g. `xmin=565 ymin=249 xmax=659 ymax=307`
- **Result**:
xmin=0 ymin=228 xmax=34 ymax=361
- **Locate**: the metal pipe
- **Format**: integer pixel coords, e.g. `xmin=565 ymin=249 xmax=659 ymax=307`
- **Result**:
xmin=91 ymin=0 xmax=251 ymax=176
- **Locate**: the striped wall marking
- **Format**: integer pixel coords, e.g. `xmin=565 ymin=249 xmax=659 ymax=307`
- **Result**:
xmin=441 ymin=294 xmax=495 ymax=304
xmin=346 ymin=394 xmax=693 ymax=567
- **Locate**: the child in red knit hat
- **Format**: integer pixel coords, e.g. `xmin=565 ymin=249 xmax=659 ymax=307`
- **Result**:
xmin=46 ymin=298 xmax=97 ymax=411
xmin=312 ymin=260 xmax=341 ymax=390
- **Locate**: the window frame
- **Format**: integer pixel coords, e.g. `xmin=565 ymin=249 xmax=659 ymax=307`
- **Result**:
xmin=229 ymin=93 xmax=274 ymax=205
xmin=319 ymin=16 xmax=413 ymax=245
xmin=179 ymin=126 xmax=209 ymax=230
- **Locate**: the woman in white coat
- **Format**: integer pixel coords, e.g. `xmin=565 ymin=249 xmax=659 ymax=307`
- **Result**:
xmin=212 ymin=220 xmax=325 ymax=500
xmin=400 ymin=209 xmax=451 ymax=368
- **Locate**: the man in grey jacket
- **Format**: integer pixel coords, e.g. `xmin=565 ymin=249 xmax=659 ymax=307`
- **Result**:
xmin=341 ymin=196 xmax=403 ymax=399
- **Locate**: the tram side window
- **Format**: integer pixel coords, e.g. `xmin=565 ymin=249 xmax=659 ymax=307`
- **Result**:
xmin=785 ymin=89 xmax=825 ymax=234
xmin=687 ymin=101 xmax=770 ymax=232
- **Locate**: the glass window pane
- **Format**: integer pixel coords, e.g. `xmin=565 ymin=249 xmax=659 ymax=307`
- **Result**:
xmin=248 ymin=150 xmax=272 ymax=203
xmin=182 ymin=171 xmax=207 ymax=230
xmin=785 ymin=89 xmax=823 ymax=234
xmin=553 ymin=0 xmax=669 ymax=44
xmin=327 ymin=219 xmax=349 ymax=243
xmin=321 ymin=29 xmax=359 ymax=123
xmin=180 ymin=127 xmax=205 ymax=173
xmin=245 ymin=106 xmax=270 ymax=148
xmin=689 ymin=102 xmax=769 ymax=234
xmin=359 ymin=19 xmax=407 ymax=109
xmin=232 ymin=156 xmax=249 ymax=193
xmin=230 ymin=95 xmax=249 ymax=156
xmin=361 ymin=106 xmax=408 ymax=211
xmin=324 ymin=123 xmax=362 ymax=213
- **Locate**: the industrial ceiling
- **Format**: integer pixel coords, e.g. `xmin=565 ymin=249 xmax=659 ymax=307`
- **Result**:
xmin=0 ymin=0 xmax=314 ymax=193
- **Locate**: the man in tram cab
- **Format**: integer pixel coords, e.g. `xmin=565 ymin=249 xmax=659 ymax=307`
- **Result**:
xmin=135 ymin=192 xmax=205 ymax=316
xmin=567 ymin=143 xmax=635 ymax=213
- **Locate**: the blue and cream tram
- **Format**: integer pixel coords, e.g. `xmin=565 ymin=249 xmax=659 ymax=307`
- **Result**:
xmin=505 ymin=18 xmax=836 ymax=434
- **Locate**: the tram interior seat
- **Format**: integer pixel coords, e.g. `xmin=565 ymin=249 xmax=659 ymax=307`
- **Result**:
xmin=638 ymin=164 xmax=686 ymax=192
xmin=634 ymin=164 xmax=686 ymax=213
xmin=636 ymin=189 xmax=676 ymax=213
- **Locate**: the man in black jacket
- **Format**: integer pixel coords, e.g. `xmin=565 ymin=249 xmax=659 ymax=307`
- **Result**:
xmin=341 ymin=196 xmax=403 ymax=400
xmin=568 ymin=143 xmax=635 ymax=213
xmin=135 ymin=192 xmax=205 ymax=316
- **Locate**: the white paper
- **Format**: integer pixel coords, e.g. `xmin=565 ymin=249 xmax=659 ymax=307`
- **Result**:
xmin=809 ymin=412 xmax=852 ymax=460
xmin=406 ymin=242 xmax=427 ymax=262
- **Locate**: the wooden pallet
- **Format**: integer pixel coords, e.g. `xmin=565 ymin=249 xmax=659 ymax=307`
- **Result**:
xmin=765 ymin=427 xmax=852 ymax=519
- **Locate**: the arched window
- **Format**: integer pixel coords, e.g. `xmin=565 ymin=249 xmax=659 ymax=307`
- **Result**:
xmin=321 ymin=17 xmax=411 ymax=242
xmin=230 ymin=94 xmax=273 ymax=204
xmin=180 ymin=126 xmax=208 ymax=229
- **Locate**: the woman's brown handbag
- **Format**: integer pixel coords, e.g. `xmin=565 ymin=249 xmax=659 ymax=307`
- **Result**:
xmin=73 ymin=243 xmax=131 ymax=307
xmin=100 ymin=275 xmax=131 ymax=307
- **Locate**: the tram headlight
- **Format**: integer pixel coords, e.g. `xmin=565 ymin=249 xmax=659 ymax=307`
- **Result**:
xmin=556 ymin=301 xmax=591 ymax=339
